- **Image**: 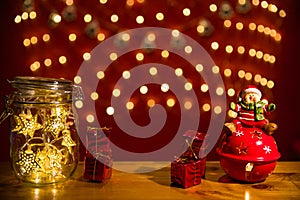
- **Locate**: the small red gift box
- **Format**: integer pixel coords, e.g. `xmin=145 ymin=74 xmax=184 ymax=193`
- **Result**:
xmin=171 ymin=130 xmax=207 ymax=188
xmin=171 ymin=158 xmax=206 ymax=188
xmin=83 ymin=127 xmax=112 ymax=182
xmin=85 ymin=127 xmax=112 ymax=155
xmin=83 ymin=152 xmax=112 ymax=182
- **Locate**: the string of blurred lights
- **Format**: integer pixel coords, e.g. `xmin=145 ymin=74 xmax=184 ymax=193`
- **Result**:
xmin=16 ymin=1 xmax=284 ymax=66
xmin=12 ymin=0 xmax=285 ymax=122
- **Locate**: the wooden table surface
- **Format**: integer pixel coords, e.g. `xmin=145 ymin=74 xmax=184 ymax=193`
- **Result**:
xmin=0 ymin=161 xmax=299 ymax=200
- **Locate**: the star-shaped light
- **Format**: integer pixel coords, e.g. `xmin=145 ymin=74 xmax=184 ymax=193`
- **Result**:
xmin=16 ymin=150 xmax=40 ymax=175
xmin=35 ymin=144 xmax=63 ymax=171
xmin=12 ymin=110 xmax=43 ymax=138
xmin=43 ymin=115 xmax=66 ymax=138
xmin=61 ymin=129 xmax=77 ymax=153
xmin=43 ymin=107 xmax=69 ymax=137
xmin=11 ymin=115 xmax=24 ymax=132
xmin=263 ymin=145 xmax=272 ymax=154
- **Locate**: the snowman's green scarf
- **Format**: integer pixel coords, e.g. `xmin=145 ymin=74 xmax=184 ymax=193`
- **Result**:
xmin=239 ymin=101 xmax=266 ymax=121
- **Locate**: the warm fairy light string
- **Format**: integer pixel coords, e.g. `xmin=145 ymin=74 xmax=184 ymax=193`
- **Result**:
xmin=11 ymin=105 xmax=77 ymax=183
xmin=14 ymin=0 xmax=285 ymax=121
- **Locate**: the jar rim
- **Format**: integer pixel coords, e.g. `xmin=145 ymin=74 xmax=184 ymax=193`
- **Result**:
xmin=8 ymin=76 xmax=73 ymax=91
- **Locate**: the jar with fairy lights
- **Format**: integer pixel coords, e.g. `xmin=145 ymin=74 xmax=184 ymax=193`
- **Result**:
xmin=0 ymin=76 xmax=83 ymax=185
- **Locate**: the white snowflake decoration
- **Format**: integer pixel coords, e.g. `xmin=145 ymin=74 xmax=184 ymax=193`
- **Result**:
xmin=235 ymin=130 xmax=244 ymax=137
xmin=263 ymin=145 xmax=272 ymax=154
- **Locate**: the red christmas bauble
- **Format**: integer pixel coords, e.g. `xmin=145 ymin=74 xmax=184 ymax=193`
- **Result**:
xmin=217 ymin=126 xmax=280 ymax=182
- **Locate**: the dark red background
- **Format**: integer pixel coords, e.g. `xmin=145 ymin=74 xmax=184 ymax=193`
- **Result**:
xmin=0 ymin=0 xmax=299 ymax=161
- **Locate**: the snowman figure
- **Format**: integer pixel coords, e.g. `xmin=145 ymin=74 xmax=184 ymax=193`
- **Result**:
xmin=226 ymin=85 xmax=277 ymax=135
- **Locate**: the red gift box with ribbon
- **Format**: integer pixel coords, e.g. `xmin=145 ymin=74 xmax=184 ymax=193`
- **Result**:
xmin=83 ymin=152 xmax=112 ymax=182
xmin=83 ymin=127 xmax=112 ymax=182
xmin=171 ymin=130 xmax=206 ymax=188
xmin=171 ymin=158 xmax=206 ymax=188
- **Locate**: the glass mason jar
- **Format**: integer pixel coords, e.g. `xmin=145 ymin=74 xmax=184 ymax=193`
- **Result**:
xmin=0 ymin=76 xmax=83 ymax=185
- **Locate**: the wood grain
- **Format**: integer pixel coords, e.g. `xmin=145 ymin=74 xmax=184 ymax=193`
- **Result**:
xmin=0 ymin=161 xmax=299 ymax=200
